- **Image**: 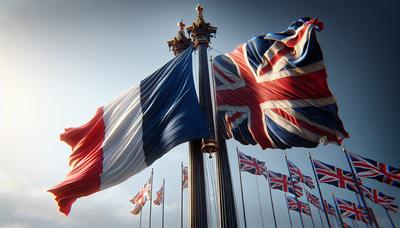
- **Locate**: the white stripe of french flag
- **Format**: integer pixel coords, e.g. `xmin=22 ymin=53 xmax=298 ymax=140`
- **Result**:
xmin=48 ymin=47 xmax=209 ymax=215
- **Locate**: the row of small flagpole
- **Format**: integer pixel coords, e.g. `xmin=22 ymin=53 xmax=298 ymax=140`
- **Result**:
xmin=236 ymin=146 xmax=397 ymax=228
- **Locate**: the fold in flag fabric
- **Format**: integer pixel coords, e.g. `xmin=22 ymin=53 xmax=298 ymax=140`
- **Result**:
xmin=48 ymin=46 xmax=209 ymax=215
xmin=213 ymin=17 xmax=348 ymax=149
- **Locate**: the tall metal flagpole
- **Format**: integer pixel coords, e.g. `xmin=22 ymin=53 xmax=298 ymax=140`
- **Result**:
xmin=162 ymin=178 xmax=165 ymax=228
xmin=309 ymin=153 xmax=332 ymax=228
xmin=317 ymin=203 xmax=325 ymax=228
xmin=384 ymin=208 xmax=395 ymax=228
xmin=235 ymin=146 xmax=248 ymax=228
xmin=149 ymin=168 xmax=154 ymax=228
xmin=139 ymin=210 xmax=143 ymax=228
xmin=181 ymin=162 xmax=184 ymax=228
xmin=284 ymin=192 xmax=294 ymax=228
xmin=255 ymin=176 xmax=265 ymax=228
xmin=304 ymin=191 xmax=316 ymax=228
xmin=265 ymin=167 xmax=278 ymax=228
xmin=342 ymin=147 xmax=378 ymax=228
xmin=186 ymin=5 xmax=218 ymax=228
xmin=167 ymin=19 xmax=192 ymax=228
xmin=332 ymin=193 xmax=344 ymax=228
xmin=284 ymin=154 xmax=305 ymax=228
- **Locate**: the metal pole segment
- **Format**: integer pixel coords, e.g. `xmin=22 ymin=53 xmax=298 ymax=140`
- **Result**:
xmin=342 ymin=147 xmax=378 ymax=228
xmin=332 ymin=193 xmax=345 ymax=228
xmin=140 ymin=210 xmax=143 ymax=228
xmin=309 ymin=153 xmax=332 ymax=228
xmin=215 ymin=137 xmax=239 ymax=228
xmin=149 ymin=169 xmax=154 ymax=228
xmin=265 ymin=167 xmax=278 ymax=228
xmin=162 ymin=178 xmax=165 ymax=228
xmin=181 ymin=162 xmax=184 ymax=228
xmin=384 ymin=208 xmax=395 ymax=228
xmin=317 ymin=205 xmax=326 ymax=228
xmin=304 ymin=190 xmax=316 ymax=228
xmin=284 ymin=154 xmax=305 ymax=228
xmin=285 ymin=192 xmax=294 ymax=228
xmin=236 ymin=146 xmax=248 ymax=228
xmin=255 ymin=176 xmax=265 ymax=228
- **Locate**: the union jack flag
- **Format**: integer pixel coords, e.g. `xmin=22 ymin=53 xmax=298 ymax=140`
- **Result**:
xmin=287 ymin=196 xmax=311 ymax=215
xmin=287 ymin=159 xmax=315 ymax=188
xmin=349 ymin=152 xmax=400 ymax=188
xmin=361 ymin=186 xmax=398 ymax=212
xmin=323 ymin=200 xmax=336 ymax=216
xmin=182 ymin=166 xmax=188 ymax=190
xmin=130 ymin=176 xmax=152 ymax=215
xmin=312 ymin=159 xmax=358 ymax=193
xmin=238 ymin=151 xmax=266 ymax=175
xmin=153 ymin=181 xmax=164 ymax=206
xmin=335 ymin=198 xmax=370 ymax=224
xmin=268 ymin=170 xmax=303 ymax=197
xmin=213 ymin=17 xmax=348 ymax=150
xmin=306 ymin=190 xmax=321 ymax=209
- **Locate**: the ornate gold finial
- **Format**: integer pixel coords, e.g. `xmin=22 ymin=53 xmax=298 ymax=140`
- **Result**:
xmin=167 ymin=20 xmax=192 ymax=56
xmin=178 ymin=19 xmax=185 ymax=32
xmin=196 ymin=3 xmax=203 ymax=18
xmin=186 ymin=4 xmax=217 ymax=47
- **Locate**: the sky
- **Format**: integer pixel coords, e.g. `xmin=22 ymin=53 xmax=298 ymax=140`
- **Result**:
xmin=0 ymin=0 xmax=399 ymax=227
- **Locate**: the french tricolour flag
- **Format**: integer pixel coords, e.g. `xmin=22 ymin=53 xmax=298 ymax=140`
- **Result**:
xmin=48 ymin=47 xmax=209 ymax=215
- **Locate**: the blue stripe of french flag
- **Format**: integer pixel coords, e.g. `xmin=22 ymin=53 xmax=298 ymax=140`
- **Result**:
xmin=48 ymin=47 xmax=209 ymax=215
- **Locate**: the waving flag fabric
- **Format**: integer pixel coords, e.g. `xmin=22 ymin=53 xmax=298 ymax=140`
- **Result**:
xmin=268 ymin=170 xmax=303 ymax=197
xmin=287 ymin=197 xmax=311 ymax=215
xmin=287 ymin=159 xmax=315 ymax=188
xmin=336 ymin=198 xmax=370 ymax=223
xmin=130 ymin=176 xmax=152 ymax=215
xmin=48 ymin=47 xmax=209 ymax=215
xmin=182 ymin=166 xmax=188 ymax=190
xmin=349 ymin=152 xmax=400 ymax=188
xmin=306 ymin=190 xmax=321 ymax=209
xmin=213 ymin=17 xmax=348 ymax=149
xmin=312 ymin=159 xmax=358 ymax=193
xmin=238 ymin=151 xmax=266 ymax=175
xmin=323 ymin=200 xmax=336 ymax=215
xmin=362 ymin=186 xmax=398 ymax=212
xmin=153 ymin=181 xmax=164 ymax=206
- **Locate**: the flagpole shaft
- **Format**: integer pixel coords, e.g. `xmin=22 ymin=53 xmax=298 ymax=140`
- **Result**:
xmin=384 ymin=208 xmax=395 ymax=228
xmin=236 ymin=147 xmax=248 ymax=228
xmin=255 ymin=177 xmax=265 ymax=228
xmin=162 ymin=178 xmax=165 ymax=228
xmin=140 ymin=210 xmax=143 ymax=228
xmin=285 ymin=192 xmax=294 ymax=228
xmin=317 ymin=205 xmax=325 ymax=228
xmin=342 ymin=147 xmax=378 ymax=228
xmin=149 ymin=169 xmax=154 ymax=228
xmin=265 ymin=167 xmax=278 ymax=228
xmin=284 ymin=154 xmax=305 ymax=228
xmin=332 ymin=193 xmax=344 ymax=228
xmin=304 ymin=189 xmax=316 ymax=228
xmin=309 ymin=153 xmax=332 ymax=228
xmin=215 ymin=135 xmax=239 ymax=228
xmin=181 ymin=162 xmax=184 ymax=228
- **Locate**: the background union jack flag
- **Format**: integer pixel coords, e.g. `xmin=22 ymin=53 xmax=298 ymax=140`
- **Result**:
xmin=306 ymin=190 xmax=321 ymax=209
xmin=287 ymin=159 xmax=315 ymax=188
xmin=361 ymin=186 xmax=398 ymax=212
xmin=336 ymin=198 xmax=370 ymax=224
xmin=349 ymin=152 xmax=400 ymax=188
xmin=268 ymin=170 xmax=303 ymax=197
xmin=238 ymin=151 xmax=266 ymax=175
xmin=287 ymin=196 xmax=311 ymax=215
xmin=312 ymin=159 xmax=358 ymax=193
xmin=323 ymin=200 xmax=336 ymax=216
xmin=213 ymin=17 xmax=348 ymax=149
